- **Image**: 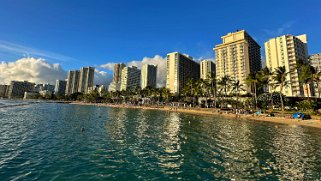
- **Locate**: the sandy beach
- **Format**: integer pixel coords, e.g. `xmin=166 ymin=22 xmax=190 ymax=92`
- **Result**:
xmin=70 ymin=102 xmax=321 ymax=129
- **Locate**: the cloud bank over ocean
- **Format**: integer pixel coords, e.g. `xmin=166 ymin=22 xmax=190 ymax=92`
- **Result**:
xmin=0 ymin=57 xmax=66 ymax=85
xmin=0 ymin=55 xmax=167 ymax=87
xmin=0 ymin=57 xmax=112 ymax=86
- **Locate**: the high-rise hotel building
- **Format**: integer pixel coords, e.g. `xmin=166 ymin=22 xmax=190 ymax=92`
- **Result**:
xmin=141 ymin=64 xmax=157 ymax=89
xmin=65 ymin=66 xmax=95 ymax=95
xmin=7 ymin=81 xmax=35 ymax=98
xmin=309 ymin=53 xmax=321 ymax=72
xmin=309 ymin=53 xmax=321 ymax=97
xmin=265 ymin=34 xmax=308 ymax=97
xmin=108 ymin=63 xmax=126 ymax=92
xmin=200 ymin=59 xmax=216 ymax=80
xmin=54 ymin=80 xmax=67 ymax=96
xmin=65 ymin=70 xmax=80 ymax=95
xmin=166 ymin=52 xmax=200 ymax=94
xmin=0 ymin=85 xmax=10 ymax=98
xmin=78 ymin=66 xmax=95 ymax=94
xmin=214 ymin=30 xmax=261 ymax=94
xmin=113 ymin=63 xmax=126 ymax=83
xmin=120 ymin=66 xmax=141 ymax=91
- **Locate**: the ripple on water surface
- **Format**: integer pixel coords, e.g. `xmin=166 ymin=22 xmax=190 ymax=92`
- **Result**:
xmin=0 ymin=101 xmax=321 ymax=180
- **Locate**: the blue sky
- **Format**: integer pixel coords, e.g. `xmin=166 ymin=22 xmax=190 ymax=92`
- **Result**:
xmin=0 ymin=0 xmax=320 ymax=70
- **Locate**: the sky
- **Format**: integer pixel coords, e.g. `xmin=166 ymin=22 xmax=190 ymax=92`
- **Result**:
xmin=0 ymin=0 xmax=321 ymax=85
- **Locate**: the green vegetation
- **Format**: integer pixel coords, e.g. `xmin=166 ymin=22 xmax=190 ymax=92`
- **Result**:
xmin=49 ymin=65 xmax=321 ymax=116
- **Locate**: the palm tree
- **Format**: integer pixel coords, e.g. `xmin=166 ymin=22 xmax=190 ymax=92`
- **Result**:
xmin=257 ymin=67 xmax=274 ymax=108
xmin=207 ymin=72 xmax=217 ymax=108
xmin=218 ymin=75 xmax=231 ymax=99
xmin=160 ymin=87 xmax=170 ymax=102
xmin=231 ymin=80 xmax=245 ymax=109
xmin=217 ymin=75 xmax=231 ymax=108
xmin=312 ymin=68 xmax=321 ymax=98
xmin=193 ymin=80 xmax=203 ymax=106
xmin=134 ymin=86 xmax=142 ymax=97
xmin=258 ymin=67 xmax=272 ymax=92
xmin=245 ymin=73 xmax=259 ymax=109
xmin=185 ymin=79 xmax=196 ymax=106
xmin=152 ymin=88 xmax=161 ymax=102
xmin=273 ymin=66 xmax=289 ymax=112
xmin=142 ymin=86 xmax=153 ymax=97
xmin=197 ymin=79 xmax=210 ymax=108
xmin=299 ymin=64 xmax=315 ymax=100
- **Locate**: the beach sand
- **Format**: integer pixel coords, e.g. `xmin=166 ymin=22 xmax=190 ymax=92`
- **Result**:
xmin=70 ymin=102 xmax=321 ymax=129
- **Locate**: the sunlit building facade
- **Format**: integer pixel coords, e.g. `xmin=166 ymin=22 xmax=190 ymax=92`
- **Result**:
xmin=265 ymin=34 xmax=309 ymax=97
xmin=120 ymin=66 xmax=141 ymax=91
xmin=78 ymin=66 xmax=95 ymax=94
xmin=214 ymin=30 xmax=261 ymax=94
xmin=166 ymin=52 xmax=200 ymax=94
xmin=309 ymin=53 xmax=321 ymax=97
xmin=65 ymin=70 xmax=80 ymax=95
xmin=108 ymin=63 xmax=126 ymax=92
xmin=200 ymin=59 xmax=215 ymax=80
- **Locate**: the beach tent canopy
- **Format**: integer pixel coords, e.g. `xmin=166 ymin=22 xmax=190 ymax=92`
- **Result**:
xmin=292 ymin=112 xmax=305 ymax=119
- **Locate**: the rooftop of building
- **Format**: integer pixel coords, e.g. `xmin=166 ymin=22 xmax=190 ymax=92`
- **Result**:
xmin=167 ymin=51 xmax=195 ymax=61
xmin=265 ymin=34 xmax=307 ymax=42
xmin=142 ymin=64 xmax=157 ymax=68
xmin=214 ymin=29 xmax=260 ymax=49
xmin=200 ymin=59 xmax=214 ymax=63
xmin=223 ymin=29 xmax=246 ymax=36
xmin=309 ymin=53 xmax=321 ymax=57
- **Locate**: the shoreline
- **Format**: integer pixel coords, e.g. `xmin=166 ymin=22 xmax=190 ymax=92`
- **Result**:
xmin=70 ymin=102 xmax=321 ymax=129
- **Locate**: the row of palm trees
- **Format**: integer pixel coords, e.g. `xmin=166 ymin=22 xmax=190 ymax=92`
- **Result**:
xmin=262 ymin=62 xmax=321 ymax=111
xmin=297 ymin=59 xmax=321 ymax=99
xmin=100 ymin=86 xmax=171 ymax=103
xmin=180 ymin=64 xmax=321 ymax=112
xmin=76 ymin=63 xmax=321 ymax=112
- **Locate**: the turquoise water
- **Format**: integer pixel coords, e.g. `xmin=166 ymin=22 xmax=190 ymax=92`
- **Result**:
xmin=0 ymin=100 xmax=321 ymax=180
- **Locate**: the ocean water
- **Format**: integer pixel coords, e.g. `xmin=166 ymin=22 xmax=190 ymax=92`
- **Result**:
xmin=0 ymin=100 xmax=320 ymax=180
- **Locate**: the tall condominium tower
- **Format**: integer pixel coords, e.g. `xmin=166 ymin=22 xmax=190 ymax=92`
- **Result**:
xmin=309 ymin=53 xmax=321 ymax=71
xmin=7 ymin=81 xmax=35 ymax=98
xmin=0 ymin=84 xmax=10 ymax=98
xmin=166 ymin=52 xmax=200 ymax=94
xmin=78 ymin=66 xmax=95 ymax=94
xmin=141 ymin=64 xmax=157 ymax=89
xmin=108 ymin=63 xmax=126 ymax=92
xmin=43 ymin=83 xmax=55 ymax=92
xmin=65 ymin=70 xmax=80 ymax=95
xmin=120 ymin=66 xmax=141 ymax=91
xmin=54 ymin=80 xmax=67 ymax=96
xmin=113 ymin=63 xmax=126 ymax=83
xmin=214 ymin=30 xmax=261 ymax=94
xmin=200 ymin=59 xmax=216 ymax=80
xmin=309 ymin=53 xmax=321 ymax=97
xmin=265 ymin=34 xmax=308 ymax=97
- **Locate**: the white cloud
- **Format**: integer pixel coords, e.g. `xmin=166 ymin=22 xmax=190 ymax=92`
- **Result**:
xmin=100 ymin=62 xmax=115 ymax=71
xmin=0 ymin=57 xmax=66 ymax=85
xmin=0 ymin=57 xmax=113 ymax=87
xmin=127 ymin=55 xmax=167 ymax=87
xmin=0 ymin=40 xmax=79 ymax=63
xmin=94 ymin=69 xmax=113 ymax=86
